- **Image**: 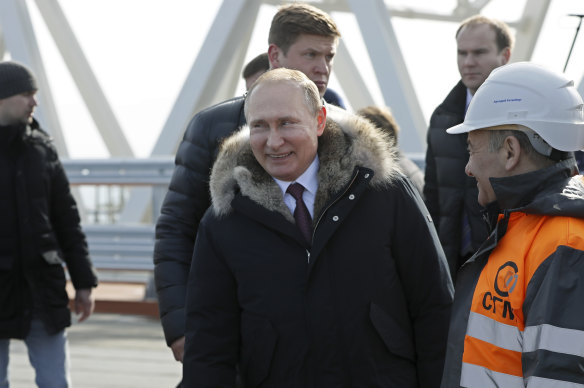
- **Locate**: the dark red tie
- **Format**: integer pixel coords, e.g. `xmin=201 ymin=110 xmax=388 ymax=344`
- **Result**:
xmin=287 ymin=183 xmax=312 ymax=245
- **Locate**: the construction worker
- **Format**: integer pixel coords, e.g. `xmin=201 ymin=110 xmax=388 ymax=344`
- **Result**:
xmin=441 ymin=62 xmax=584 ymax=387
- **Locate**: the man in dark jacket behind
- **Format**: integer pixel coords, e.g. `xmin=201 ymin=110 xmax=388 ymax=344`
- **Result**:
xmin=0 ymin=61 xmax=97 ymax=388
xmin=154 ymin=2 xmax=343 ymax=366
xmin=184 ymin=68 xmax=453 ymax=388
xmin=424 ymin=15 xmax=512 ymax=280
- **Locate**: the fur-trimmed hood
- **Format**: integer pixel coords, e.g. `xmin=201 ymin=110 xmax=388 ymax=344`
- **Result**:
xmin=209 ymin=109 xmax=401 ymax=222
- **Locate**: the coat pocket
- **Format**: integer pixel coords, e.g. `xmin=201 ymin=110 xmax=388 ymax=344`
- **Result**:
xmin=240 ymin=313 xmax=278 ymax=388
xmin=41 ymin=250 xmax=64 ymax=265
xmin=369 ymin=302 xmax=415 ymax=362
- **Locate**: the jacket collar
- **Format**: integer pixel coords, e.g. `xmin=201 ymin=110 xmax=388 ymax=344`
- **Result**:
xmin=0 ymin=122 xmax=24 ymax=149
xmin=471 ymin=158 xmax=583 ymax=270
xmin=486 ymin=158 xmax=584 ymax=218
xmin=209 ymin=109 xmax=400 ymax=221
xmin=0 ymin=118 xmax=44 ymax=151
xmin=439 ymin=80 xmax=467 ymax=116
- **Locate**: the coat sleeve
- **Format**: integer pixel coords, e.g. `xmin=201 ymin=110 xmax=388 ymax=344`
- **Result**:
xmin=47 ymin=145 xmax=97 ymax=289
xmin=423 ymin=125 xmax=439 ymax=228
xmin=522 ymin=245 xmax=584 ymax=386
xmin=153 ymin=113 xmax=215 ymax=346
xmin=153 ymin=97 xmax=245 ymax=346
xmin=391 ymin=176 xmax=454 ymax=388
xmin=183 ymin=213 xmax=239 ymax=388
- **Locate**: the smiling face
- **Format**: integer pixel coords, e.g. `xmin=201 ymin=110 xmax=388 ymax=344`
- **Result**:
xmin=457 ymin=24 xmax=510 ymax=95
xmin=0 ymin=91 xmax=37 ymax=126
xmin=247 ymin=80 xmax=326 ymax=182
xmin=465 ymin=130 xmax=509 ymax=206
xmin=268 ymin=34 xmax=337 ymax=97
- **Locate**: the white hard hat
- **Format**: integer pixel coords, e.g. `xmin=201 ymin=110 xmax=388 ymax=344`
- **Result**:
xmin=447 ymin=62 xmax=584 ymax=152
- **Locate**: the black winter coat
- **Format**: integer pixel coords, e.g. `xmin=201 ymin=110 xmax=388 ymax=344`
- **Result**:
xmin=184 ymin=112 xmax=454 ymax=388
xmin=154 ymin=95 xmax=346 ymax=346
xmin=0 ymin=120 xmax=97 ymax=338
xmin=423 ymin=81 xmax=488 ymax=279
xmin=154 ymin=95 xmax=246 ymax=345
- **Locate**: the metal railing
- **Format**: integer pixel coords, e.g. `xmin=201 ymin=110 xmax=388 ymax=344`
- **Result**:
xmin=62 ymin=158 xmax=174 ymax=287
xmin=63 ymin=157 xmax=174 ymax=224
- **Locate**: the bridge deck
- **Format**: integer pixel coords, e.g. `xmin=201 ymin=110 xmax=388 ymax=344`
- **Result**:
xmin=7 ymin=313 xmax=182 ymax=387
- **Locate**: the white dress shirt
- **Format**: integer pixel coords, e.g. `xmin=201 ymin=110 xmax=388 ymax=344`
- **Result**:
xmin=274 ymin=155 xmax=319 ymax=219
xmin=465 ymin=88 xmax=473 ymax=113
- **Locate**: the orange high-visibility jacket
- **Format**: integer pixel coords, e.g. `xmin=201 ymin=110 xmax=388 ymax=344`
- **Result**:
xmin=442 ymin=161 xmax=584 ymax=388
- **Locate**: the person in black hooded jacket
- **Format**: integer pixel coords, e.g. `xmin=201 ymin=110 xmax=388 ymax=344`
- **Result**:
xmin=0 ymin=61 xmax=97 ymax=388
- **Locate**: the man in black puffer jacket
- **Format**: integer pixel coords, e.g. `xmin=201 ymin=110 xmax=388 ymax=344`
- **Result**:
xmin=154 ymin=3 xmax=343 ymax=374
xmin=424 ymin=15 xmax=513 ymax=280
xmin=0 ymin=61 xmax=97 ymax=388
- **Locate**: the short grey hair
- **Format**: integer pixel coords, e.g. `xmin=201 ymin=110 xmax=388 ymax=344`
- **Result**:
xmin=487 ymin=130 xmax=555 ymax=167
xmin=244 ymin=68 xmax=322 ymax=119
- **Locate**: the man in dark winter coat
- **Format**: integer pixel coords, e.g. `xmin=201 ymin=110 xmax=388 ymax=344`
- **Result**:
xmin=0 ymin=61 xmax=97 ymax=388
xmin=423 ymin=15 xmax=513 ymax=280
xmin=154 ymin=2 xmax=342 ymax=366
xmin=183 ymin=68 xmax=453 ymax=388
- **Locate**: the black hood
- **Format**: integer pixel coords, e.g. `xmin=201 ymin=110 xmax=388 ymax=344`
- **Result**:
xmin=486 ymin=159 xmax=584 ymax=219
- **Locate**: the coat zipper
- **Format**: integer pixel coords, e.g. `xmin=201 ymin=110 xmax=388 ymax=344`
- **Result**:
xmin=308 ymin=170 xmax=361 ymax=264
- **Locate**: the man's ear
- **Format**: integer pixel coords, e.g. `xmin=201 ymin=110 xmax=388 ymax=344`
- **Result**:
xmin=316 ymin=106 xmax=327 ymax=137
xmin=267 ymin=44 xmax=281 ymax=69
xmin=501 ymin=47 xmax=511 ymax=65
xmin=503 ymin=135 xmax=521 ymax=171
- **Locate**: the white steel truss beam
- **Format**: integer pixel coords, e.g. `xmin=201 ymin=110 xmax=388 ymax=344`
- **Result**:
xmin=33 ymin=0 xmax=133 ymax=156
xmin=0 ymin=26 xmax=5 ymax=58
xmin=453 ymin=0 xmax=491 ymax=17
xmin=333 ymin=39 xmax=375 ymax=109
xmin=0 ymin=0 xmax=68 ymax=155
xmin=1 ymin=0 xmax=560 ymax=222
xmin=347 ymin=0 xmax=425 ymax=153
xmin=121 ymin=0 xmax=261 ymax=222
xmin=151 ymin=0 xmax=262 ymax=156
xmin=511 ymin=0 xmax=551 ymax=62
